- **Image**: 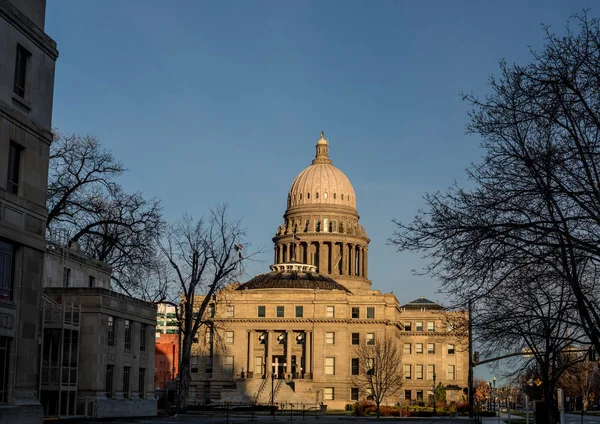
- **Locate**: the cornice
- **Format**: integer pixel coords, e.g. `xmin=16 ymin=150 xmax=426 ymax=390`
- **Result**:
xmin=0 ymin=0 xmax=59 ymax=60
xmin=273 ymin=232 xmax=370 ymax=244
xmin=213 ymin=317 xmax=396 ymax=325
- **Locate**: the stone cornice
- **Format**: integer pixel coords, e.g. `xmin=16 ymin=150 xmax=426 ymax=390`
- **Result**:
xmin=273 ymin=232 xmax=370 ymax=244
xmin=0 ymin=0 xmax=59 ymax=60
xmin=213 ymin=317 xmax=396 ymax=325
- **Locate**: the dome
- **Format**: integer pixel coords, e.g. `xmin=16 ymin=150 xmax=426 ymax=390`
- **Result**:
xmin=237 ymin=263 xmax=351 ymax=292
xmin=287 ymin=132 xmax=356 ymax=209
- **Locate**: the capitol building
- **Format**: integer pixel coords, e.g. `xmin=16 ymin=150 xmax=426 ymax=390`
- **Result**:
xmin=188 ymin=133 xmax=468 ymax=409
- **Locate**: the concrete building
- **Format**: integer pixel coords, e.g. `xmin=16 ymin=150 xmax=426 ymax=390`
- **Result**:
xmin=186 ymin=133 xmax=468 ymax=409
xmin=156 ymin=303 xmax=178 ymax=338
xmin=41 ymin=245 xmax=157 ymax=418
xmin=0 ymin=0 xmax=58 ymax=422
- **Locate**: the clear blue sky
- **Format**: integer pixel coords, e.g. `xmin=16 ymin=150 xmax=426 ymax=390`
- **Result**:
xmin=46 ymin=0 xmax=592 ymax=381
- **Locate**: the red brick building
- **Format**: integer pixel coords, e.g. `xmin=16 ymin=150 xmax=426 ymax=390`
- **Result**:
xmin=155 ymin=334 xmax=179 ymax=389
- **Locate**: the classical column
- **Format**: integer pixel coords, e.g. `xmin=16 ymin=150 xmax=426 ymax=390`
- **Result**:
xmin=318 ymin=242 xmax=325 ymax=273
xmin=364 ymin=248 xmax=368 ymax=278
xmin=267 ymin=330 xmax=273 ymax=376
xmin=349 ymin=244 xmax=355 ymax=276
xmin=286 ymin=331 xmax=293 ymax=375
xmin=247 ymin=330 xmax=254 ymax=377
xmin=341 ymin=243 xmax=347 ymax=275
xmin=293 ymin=242 xmax=298 ymax=261
xmin=305 ymin=331 xmax=312 ymax=378
xmin=273 ymin=246 xmax=277 ymax=265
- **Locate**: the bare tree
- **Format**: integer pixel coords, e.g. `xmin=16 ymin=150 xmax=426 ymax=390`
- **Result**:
xmin=47 ymin=131 xmax=163 ymax=299
xmin=351 ymin=335 xmax=403 ymax=418
xmin=158 ymin=205 xmax=256 ymax=410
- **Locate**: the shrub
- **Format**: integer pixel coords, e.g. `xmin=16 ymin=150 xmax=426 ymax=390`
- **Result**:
xmin=355 ymin=400 xmax=376 ymax=416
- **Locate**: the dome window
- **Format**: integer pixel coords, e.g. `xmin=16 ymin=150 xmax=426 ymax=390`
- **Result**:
xmin=316 ymin=192 xmax=319 ymax=199
xmin=341 ymin=194 xmax=344 ymax=200
xmin=307 ymin=193 xmax=310 ymax=199
xmin=300 ymin=193 xmax=303 ymax=200
xmin=324 ymin=192 xmax=328 ymax=199
xmin=333 ymin=193 xmax=336 ymax=200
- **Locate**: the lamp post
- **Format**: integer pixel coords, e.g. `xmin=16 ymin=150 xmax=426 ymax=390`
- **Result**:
xmin=271 ymin=363 xmax=276 ymax=416
xmin=492 ymin=377 xmax=497 ymax=415
xmin=433 ymin=372 xmax=437 ymax=416
xmin=489 ymin=381 xmax=493 ymax=411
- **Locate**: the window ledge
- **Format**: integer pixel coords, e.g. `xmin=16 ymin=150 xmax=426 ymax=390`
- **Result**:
xmin=11 ymin=94 xmax=31 ymax=112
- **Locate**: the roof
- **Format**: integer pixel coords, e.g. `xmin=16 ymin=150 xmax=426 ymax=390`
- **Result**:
xmin=400 ymin=296 xmax=444 ymax=310
xmin=237 ymin=268 xmax=351 ymax=293
xmin=287 ymin=132 xmax=357 ymax=210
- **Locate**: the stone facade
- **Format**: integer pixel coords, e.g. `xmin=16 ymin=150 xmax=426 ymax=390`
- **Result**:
xmin=186 ymin=133 xmax=469 ymax=410
xmin=0 ymin=1 xmax=57 ymax=422
xmin=42 ymin=247 xmax=157 ymax=418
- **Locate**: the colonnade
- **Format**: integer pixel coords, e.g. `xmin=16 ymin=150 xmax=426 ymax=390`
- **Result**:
xmin=246 ymin=330 xmax=312 ymax=378
xmin=274 ymin=241 xmax=368 ymax=279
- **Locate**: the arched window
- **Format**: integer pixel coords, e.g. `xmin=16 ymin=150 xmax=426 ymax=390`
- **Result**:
xmin=324 ymin=192 xmax=328 ymax=199
xmin=333 ymin=193 xmax=336 ymax=200
xmin=300 ymin=193 xmax=303 ymax=200
xmin=307 ymin=193 xmax=310 ymax=199
xmin=316 ymin=192 xmax=319 ymax=199
xmin=341 ymin=194 xmax=344 ymax=200
xmin=332 ymin=220 xmax=337 ymax=232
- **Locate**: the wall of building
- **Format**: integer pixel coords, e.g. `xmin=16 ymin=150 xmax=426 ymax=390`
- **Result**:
xmin=155 ymin=334 xmax=178 ymax=389
xmin=44 ymin=245 xmax=111 ymax=289
xmin=43 ymin=288 xmax=157 ymax=418
xmin=0 ymin=0 xmax=57 ymax=422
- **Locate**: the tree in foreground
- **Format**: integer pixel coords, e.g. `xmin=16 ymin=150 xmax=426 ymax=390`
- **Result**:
xmin=351 ymin=335 xmax=403 ymax=418
xmin=390 ymin=12 xmax=600 ymax=424
xmin=158 ymin=204 xmax=255 ymax=410
xmin=47 ymin=131 xmax=163 ymax=300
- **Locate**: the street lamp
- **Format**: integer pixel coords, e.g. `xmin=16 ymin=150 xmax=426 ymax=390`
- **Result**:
xmin=433 ymin=372 xmax=437 ymax=416
xmin=271 ymin=363 xmax=276 ymax=416
xmin=492 ymin=377 xmax=497 ymax=415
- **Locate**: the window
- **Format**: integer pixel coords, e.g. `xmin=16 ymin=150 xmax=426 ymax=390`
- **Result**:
xmin=427 ymin=364 xmax=435 ymax=380
xmin=276 ymin=306 xmax=284 ymax=317
xmin=326 ymin=306 xmax=335 ymax=318
xmin=448 ymin=344 xmax=455 ymax=355
xmin=416 ymin=390 xmax=423 ymax=401
xmin=139 ymin=324 xmax=146 ymax=351
xmin=325 ymin=357 xmax=335 ymax=375
xmin=404 ymin=343 xmax=412 ymax=354
xmin=208 ymin=304 xmax=215 ymax=318
xmin=105 ymin=364 xmax=114 ymax=397
xmin=191 ymin=356 xmax=199 ymax=373
xmin=416 ymin=321 xmax=423 ymax=331
xmin=447 ymin=365 xmax=455 ymax=380
xmin=124 ymin=319 xmax=131 ymax=350
xmin=123 ymin=366 xmax=130 ymax=398
xmin=366 ymin=358 xmax=374 ymax=375
xmin=225 ymin=331 xmax=234 ymax=344
xmin=316 ymin=192 xmax=319 ymax=199
xmin=258 ymin=306 xmax=265 ymax=317
xmin=367 ymin=307 xmax=375 ymax=319
xmin=326 ymin=332 xmax=335 ymax=344
xmin=366 ymin=333 xmax=375 ymax=345
xmin=205 ymin=331 xmax=213 ymax=345
xmin=254 ymin=357 xmax=263 ymax=375
xmin=205 ymin=356 xmax=213 ymax=374
xmin=307 ymin=193 xmax=310 ymax=199
xmin=351 ymin=358 xmax=359 ymax=375
xmin=295 ymin=306 xmax=303 ymax=318
xmin=404 ymin=364 xmax=411 ymax=379
xmin=404 ymin=390 xmax=412 ymax=401
xmin=416 ymin=364 xmax=423 ymax=380
xmin=0 ymin=241 xmax=14 ymax=300
xmin=62 ymin=267 xmax=71 ymax=287
xmin=427 ymin=321 xmax=435 ymax=332
xmin=138 ymin=368 xmax=146 ymax=393
xmin=13 ymin=45 xmax=30 ymax=97
xmin=351 ymin=333 xmax=359 ymax=345
xmin=107 ymin=317 xmax=115 ymax=346
xmin=224 ymin=356 xmax=234 ymax=374
xmin=416 ymin=343 xmax=423 ymax=354
xmin=324 ymin=387 xmax=334 ymax=400
xmin=403 ymin=321 xmax=412 ymax=331
xmin=226 ymin=305 xmax=234 ymax=317
xmin=350 ymin=387 xmax=359 ymax=401
xmin=0 ymin=337 xmax=9 ymax=402
xmin=427 ymin=343 xmax=435 ymax=354
xmin=351 ymin=307 xmax=360 ymax=319
xmin=88 ymin=275 xmax=95 ymax=287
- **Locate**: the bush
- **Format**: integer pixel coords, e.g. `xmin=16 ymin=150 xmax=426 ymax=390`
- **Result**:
xmin=344 ymin=403 xmax=356 ymax=412
xmin=456 ymin=402 xmax=469 ymax=413
xmin=355 ymin=400 xmax=376 ymax=416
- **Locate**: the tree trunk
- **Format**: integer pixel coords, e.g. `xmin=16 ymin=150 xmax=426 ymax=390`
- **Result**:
xmin=178 ymin=334 xmax=193 ymax=411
